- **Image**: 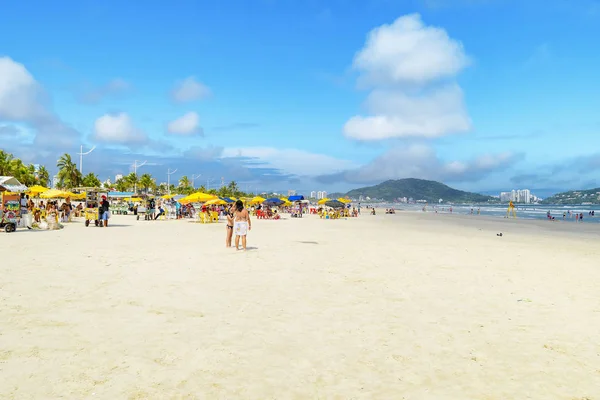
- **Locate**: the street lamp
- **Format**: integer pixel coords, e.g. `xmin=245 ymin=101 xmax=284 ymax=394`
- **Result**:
xmin=132 ymin=160 xmax=147 ymax=194
xmin=206 ymin=177 xmax=215 ymax=191
xmin=167 ymin=168 xmax=178 ymax=195
xmin=191 ymin=173 xmax=202 ymax=189
xmin=77 ymin=145 xmax=96 ymax=175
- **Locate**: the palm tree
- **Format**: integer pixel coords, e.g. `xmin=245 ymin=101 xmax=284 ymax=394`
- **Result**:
xmin=125 ymin=172 xmax=138 ymax=192
xmin=37 ymin=166 xmax=50 ymax=187
xmin=139 ymin=173 xmax=155 ymax=194
xmin=82 ymin=172 xmax=101 ymax=187
xmin=57 ymin=153 xmax=81 ymax=189
xmin=115 ymin=178 xmax=129 ymax=192
xmin=179 ymin=175 xmax=191 ymax=188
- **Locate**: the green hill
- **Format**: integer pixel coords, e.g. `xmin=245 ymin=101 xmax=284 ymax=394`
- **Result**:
xmin=343 ymin=179 xmax=494 ymax=203
xmin=541 ymin=188 xmax=600 ymax=204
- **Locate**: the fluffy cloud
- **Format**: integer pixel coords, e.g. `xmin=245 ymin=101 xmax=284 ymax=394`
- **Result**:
xmin=167 ymin=111 xmax=203 ymax=136
xmin=76 ymin=78 xmax=131 ymax=104
xmin=0 ymin=56 xmax=80 ymax=148
xmin=170 ymin=77 xmax=211 ymax=103
xmin=92 ymin=112 xmax=147 ymax=145
xmin=344 ymin=84 xmax=470 ymax=140
xmin=222 ymin=147 xmax=356 ymax=177
xmin=344 ymin=14 xmax=471 ymax=141
xmin=317 ymin=144 xmax=521 ymax=184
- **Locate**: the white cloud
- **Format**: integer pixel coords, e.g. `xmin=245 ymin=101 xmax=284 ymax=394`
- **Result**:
xmin=167 ymin=111 xmax=203 ymax=136
xmin=0 ymin=56 xmax=79 ymax=148
xmin=0 ymin=57 xmax=47 ymax=121
xmin=92 ymin=112 xmax=147 ymax=145
xmin=170 ymin=77 xmax=211 ymax=103
xmin=317 ymin=144 xmax=521 ymax=184
xmin=344 ymin=14 xmax=472 ymax=141
xmin=353 ymin=13 xmax=469 ymax=87
xmin=222 ymin=147 xmax=356 ymax=177
xmin=344 ymin=84 xmax=471 ymax=140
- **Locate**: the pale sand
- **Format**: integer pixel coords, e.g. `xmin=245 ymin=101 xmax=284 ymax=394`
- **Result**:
xmin=1 ymin=212 xmax=600 ymax=399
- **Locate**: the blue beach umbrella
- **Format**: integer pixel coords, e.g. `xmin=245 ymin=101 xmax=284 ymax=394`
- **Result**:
xmin=263 ymin=198 xmax=284 ymax=206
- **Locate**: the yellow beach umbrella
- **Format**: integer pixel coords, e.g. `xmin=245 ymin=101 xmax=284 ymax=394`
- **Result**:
xmin=249 ymin=196 xmax=266 ymax=205
xmin=317 ymin=198 xmax=330 ymax=205
xmin=205 ymin=198 xmax=227 ymax=206
xmin=124 ymin=197 xmax=142 ymax=202
xmin=27 ymin=185 xmax=49 ymax=195
xmin=337 ymin=198 xmax=351 ymax=204
xmin=180 ymin=192 xmax=216 ymax=204
xmin=161 ymin=194 xmax=176 ymax=199
xmin=40 ymin=189 xmax=70 ymax=199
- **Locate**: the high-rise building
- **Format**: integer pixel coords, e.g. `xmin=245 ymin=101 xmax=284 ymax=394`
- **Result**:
xmin=310 ymin=191 xmax=317 ymax=199
xmin=52 ymin=175 xmax=59 ymax=188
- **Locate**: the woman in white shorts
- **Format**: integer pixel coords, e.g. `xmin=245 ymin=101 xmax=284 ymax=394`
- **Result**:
xmin=233 ymin=200 xmax=251 ymax=250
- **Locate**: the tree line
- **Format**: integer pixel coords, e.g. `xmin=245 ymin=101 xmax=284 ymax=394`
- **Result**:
xmin=0 ymin=150 xmax=251 ymax=198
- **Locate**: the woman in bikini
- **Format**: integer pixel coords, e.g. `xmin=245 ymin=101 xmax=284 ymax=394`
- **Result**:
xmin=225 ymin=204 xmax=234 ymax=248
xmin=233 ymin=200 xmax=251 ymax=251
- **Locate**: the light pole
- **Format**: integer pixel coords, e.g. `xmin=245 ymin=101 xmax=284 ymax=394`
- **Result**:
xmin=132 ymin=160 xmax=147 ymax=194
xmin=167 ymin=168 xmax=178 ymax=195
xmin=191 ymin=173 xmax=202 ymax=189
xmin=77 ymin=145 xmax=96 ymax=175
xmin=206 ymin=178 xmax=214 ymax=191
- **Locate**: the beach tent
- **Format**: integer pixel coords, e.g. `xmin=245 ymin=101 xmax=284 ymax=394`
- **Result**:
xmin=27 ymin=185 xmax=49 ymax=195
xmin=288 ymin=195 xmax=304 ymax=201
xmin=0 ymin=176 xmax=28 ymax=193
xmin=324 ymin=199 xmax=345 ymax=209
xmin=263 ymin=198 xmax=284 ymax=206
xmin=40 ymin=189 xmax=71 ymax=199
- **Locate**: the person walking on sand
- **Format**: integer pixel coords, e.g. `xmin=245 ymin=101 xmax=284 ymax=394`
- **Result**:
xmin=225 ymin=204 xmax=234 ymax=248
xmin=233 ymin=200 xmax=251 ymax=250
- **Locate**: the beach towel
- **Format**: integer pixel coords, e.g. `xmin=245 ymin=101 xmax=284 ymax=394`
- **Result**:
xmin=234 ymin=221 xmax=248 ymax=236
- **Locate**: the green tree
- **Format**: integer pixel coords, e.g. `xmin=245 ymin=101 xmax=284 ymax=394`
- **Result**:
xmin=179 ymin=175 xmax=191 ymax=188
xmin=56 ymin=153 xmax=82 ymax=189
xmin=82 ymin=172 xmax=102 ymax=187
xmin=125 ymin=172 xmax=138 ymax=192
xmin=37 ymin=166 xmax=50 ymax=187
xmin=139 ymin=173 xmax=155 ymax=194
xmin=115 ymin=178 xmax=129 ymax=192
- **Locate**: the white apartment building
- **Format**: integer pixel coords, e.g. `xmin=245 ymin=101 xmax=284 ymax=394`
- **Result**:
xmin=500 ymin=189 xmax=532 ymax=203
xmin=316 ymin=191 xmax=328 ymax=200
xmin=310 ymin=191 xmax=317 ymax=199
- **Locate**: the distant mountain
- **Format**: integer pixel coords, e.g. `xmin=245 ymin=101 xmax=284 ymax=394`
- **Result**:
xmin=341 ymin=179 xmax=494 ymax=203
xmin=541 ymin=188 xmax=600 ymax=204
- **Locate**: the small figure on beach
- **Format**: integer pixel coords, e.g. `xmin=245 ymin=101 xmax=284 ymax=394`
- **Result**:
xmin=233 ymin=200 xmax=251 ymax=250
xmin=226 ymin=204 xmax=234 ymax=248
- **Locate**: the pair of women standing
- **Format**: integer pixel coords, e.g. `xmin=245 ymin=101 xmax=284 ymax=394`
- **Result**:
xmin=226 ymin=200 xmax=251 ymax=250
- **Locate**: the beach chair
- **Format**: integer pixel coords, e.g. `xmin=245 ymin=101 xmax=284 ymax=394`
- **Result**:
xmin=210 ymin=211 xmax=218 ymax=223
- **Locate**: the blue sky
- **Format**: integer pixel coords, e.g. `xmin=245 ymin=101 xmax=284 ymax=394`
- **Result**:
xmin=1 ymin=0 xmax=600 ymax=195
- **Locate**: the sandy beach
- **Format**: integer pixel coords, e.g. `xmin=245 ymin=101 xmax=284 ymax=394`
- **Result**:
xmin=1 ymin=212 xmax=600 ymax=399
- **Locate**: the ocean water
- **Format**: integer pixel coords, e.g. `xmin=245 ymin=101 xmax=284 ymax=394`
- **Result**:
xmin=375 ymin=204 xmax=600 ymax=222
